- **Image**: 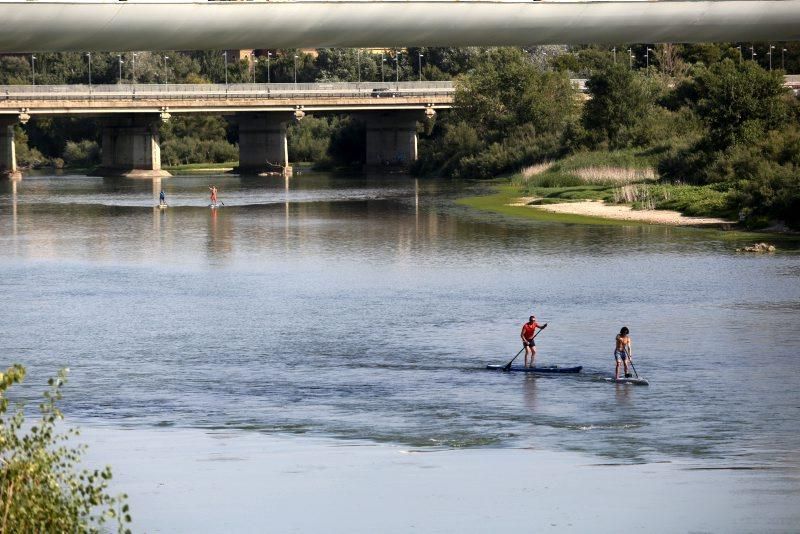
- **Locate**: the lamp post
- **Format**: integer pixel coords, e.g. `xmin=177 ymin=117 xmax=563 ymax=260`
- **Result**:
xmin=628 ymin=48 xmax=633 ymax=68
xmin=31 ymin=54 xmax=36 ymax=85
xmin=267 ymin=51 xmax=272 ymax=84
xmin=86 ymin=52 xmax=92 ymax=89
xmin=381 ymin=54 xmax=386 ymax=83
xmin=117 ymin=54 xmax=123 ymax=83
xmin=395 ymin=49 xmax=400 ymax=85
xmin=223 ymin=51 xmax=228 ymax=87
xmin=357 ymin=48 xmax=361 ymax=83
xmin=750 ymin=46 xmax=756 ymax=62
xmin=418 ymin=52 xmax=423 ymax=81
xmin=163 ymin=55 xmax=169 ymax=84
xmin=131 ymin=52 xmax=137 ymax=84
xmin=782 ymin=48 xmax=787 ymax=71
xmin=612 ymin=46 xmax=616 ymax=64
xmin=646 ymin=47 xmax=653 ymax=69
xmin=737 ymin=45 xmax=742 ymax=63
xmin=293 ymin=54 xmax=298 ymax=86
xmin=769 ymin=45 xmax=775 ymax=70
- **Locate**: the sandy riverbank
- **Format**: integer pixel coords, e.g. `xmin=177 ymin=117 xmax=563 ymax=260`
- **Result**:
xmin=79 ymin=425 xmax=800 ymax=533
xmin=515 ymin=199 xmax=735 ymax=226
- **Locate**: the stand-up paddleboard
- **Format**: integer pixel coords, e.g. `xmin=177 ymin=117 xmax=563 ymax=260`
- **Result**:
xmin=486 ymin=364 xmax=583 ymax=374
xmin=605 ymin=376 xmax=649 ymax=386
xmin=158 ymin=203 xmax=168 ymax=209
xmin=209 ymin=203 xmax=220 ymax=209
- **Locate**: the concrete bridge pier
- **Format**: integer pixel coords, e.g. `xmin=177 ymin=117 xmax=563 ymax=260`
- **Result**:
xmin=363 ymin=111 xmax=426 ymax=170
xmin=0 ymin=117 xmax=21 ymax=180
xmin=235 ymin=112 xmax=293 ymax=177
xmin=95 ymin=115 xmax=170 ymax=178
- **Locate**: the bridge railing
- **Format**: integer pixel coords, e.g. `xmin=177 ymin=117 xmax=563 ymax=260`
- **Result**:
xmin=0 ymin=81 xmax=456 ymax=100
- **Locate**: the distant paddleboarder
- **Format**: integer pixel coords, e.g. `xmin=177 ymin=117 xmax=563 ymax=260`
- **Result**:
xmin=614 ymin=327 xmax=633 ymax=379
xmin=209 ymin=185 xmax=218 ymax=207
xmin=159 ymin=189 xmax=166 ymax=206
xmin=521 ymin=315 xmax=547 ymax=368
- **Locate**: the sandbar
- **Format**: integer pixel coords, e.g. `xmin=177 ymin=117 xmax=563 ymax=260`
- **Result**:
xmin=519 ymin=199 xmax=735 ymax=226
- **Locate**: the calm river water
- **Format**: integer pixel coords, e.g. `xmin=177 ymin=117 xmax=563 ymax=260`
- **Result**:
xmin=1 ymin=172 xmax=799 ymax=467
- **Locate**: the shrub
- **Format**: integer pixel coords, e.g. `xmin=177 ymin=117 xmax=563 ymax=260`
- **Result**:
xmin=62 ymin=140 xmax=100 ymax=166
xmin=0 ymin=365 xmax=131 ymax=533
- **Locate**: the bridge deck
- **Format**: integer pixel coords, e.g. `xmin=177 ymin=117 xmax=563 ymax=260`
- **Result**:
xmin=0 ymin=82 xmax=455 ymax=115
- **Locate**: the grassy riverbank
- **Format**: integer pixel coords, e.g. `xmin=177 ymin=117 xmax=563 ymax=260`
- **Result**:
xmin=164 ymin=161 xmax=238 ymax=174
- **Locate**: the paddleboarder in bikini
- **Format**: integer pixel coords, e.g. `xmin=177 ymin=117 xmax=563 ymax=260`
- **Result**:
xmin=521 ymin=315 xmax=546 ymax=368
xmin=209 ymin=185 xmax=218 ymax=207
xmin=614 ymin=327 xmax=633 ymax=379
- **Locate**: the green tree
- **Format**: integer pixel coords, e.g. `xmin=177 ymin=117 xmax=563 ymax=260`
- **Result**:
xmin=692 ymin=59 xmax=790 ymax=151
xmin=0 ymin=365 xmax=131 ymax=533
xmin=582 ymin=63 xmax=660 ymax=148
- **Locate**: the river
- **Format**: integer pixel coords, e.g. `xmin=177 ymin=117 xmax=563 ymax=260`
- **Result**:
xmin=1 ymin=171 xmax=799 ymax=470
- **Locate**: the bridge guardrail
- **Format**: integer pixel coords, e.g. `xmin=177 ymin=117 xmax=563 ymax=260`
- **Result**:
xmin=0 ymin=82 xmax=456 ymax=101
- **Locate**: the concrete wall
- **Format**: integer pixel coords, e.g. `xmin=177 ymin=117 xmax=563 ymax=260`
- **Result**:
xmin=97 ymin=115 xmax=169 ymax=178
xmin=0 ymin=117 xmax=20 ymax=180
xmin=236 ymin=112 xmax=292 ymax=176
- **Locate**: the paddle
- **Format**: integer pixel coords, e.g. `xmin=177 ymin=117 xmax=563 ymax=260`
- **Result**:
xmin=629 ymin=359 xmax=641 ymax=379
xmin=503 ymin=323 xmax=548 ymax=371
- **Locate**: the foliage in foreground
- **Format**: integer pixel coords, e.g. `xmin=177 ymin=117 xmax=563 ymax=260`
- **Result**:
xmin=0 ymin=365 xmax=131 ymax=534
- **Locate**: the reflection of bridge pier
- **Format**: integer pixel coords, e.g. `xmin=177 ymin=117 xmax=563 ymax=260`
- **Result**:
xmin=0 ymin=116 xmax=22 ymax=180
xmin=94 ymin=115 xmax=171 ymax=179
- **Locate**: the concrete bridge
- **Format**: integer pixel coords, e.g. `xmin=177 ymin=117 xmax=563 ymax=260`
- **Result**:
xmin=0 ymin=1 xmax=799 ymax=52
xmin=0 ymin=82 xmax=454 ymax=178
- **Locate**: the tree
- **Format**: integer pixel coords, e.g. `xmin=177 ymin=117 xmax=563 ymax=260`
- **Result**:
xmin=582 ymin=63 xmax=660 ymax=148
xmin=692 ymin=59 xmax=790 ymax=150
xmin=0 ymin=366 xmax=131 ymax=533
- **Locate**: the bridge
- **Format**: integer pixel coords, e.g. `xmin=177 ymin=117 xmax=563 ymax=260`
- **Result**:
xmin=0 ymin=1 xmax=799 ymax=52
xmin=0 ymin=82 xmax=455 ymax=178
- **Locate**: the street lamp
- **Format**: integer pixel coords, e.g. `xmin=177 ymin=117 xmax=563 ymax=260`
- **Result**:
xmin=163 ymin=55 xmax=169 ymax=84
xmin=117 ymin=54 xmax=123 ymax=83
xmin=395 ymin=49 xmax=401 ymax=85
xmin=381 ymin=53 xmax=386 ymax=83
xmin=646 ymin=47 xmax=653 ymax=70
xmin=251 ymin=53 xmax=256 ymax=84
xmin=750 ymin=46 xmax=756 ymax=62
xmin=769 ymin=45 xmax=775 ymax=70
xmin=737 ymin=45 xmax=742 ymax=63
xmin=612 ymin=46 xmax=616 ymax=64
xmin=357 ymin=48 xmax=361 ymax=83
xmin=131 ymin=52 xmax=138 ymax=84
xmin=31 ymin=54 xmax=36 ymax=85
xmin=293 ymin=54 xmax=298 ymax=86
xmin=86 ymin=52 xmax=92 ymax=89
xmin=782 ymin=48 xmax=787 ymax=71
xmin=267 ymin=51 xmax=272 ymax=84
xmin=223 ymin=51 xmax=228 ymax=87
xmin=628 ymin=48 xmax=633 ymax=68
xmin=418 ymin=52 xmax=424 ymax=81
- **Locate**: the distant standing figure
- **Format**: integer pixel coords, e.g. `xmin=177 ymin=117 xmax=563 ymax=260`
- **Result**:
xmin=615 ymin=327 xmax=633 ymax=379
xmin=159 ymin=189 xmax=166 ymax=206
xmin=520 ymin=315 xmax=546 ymax=368
xmin=209 ymin=185 xmax=218 ymax=206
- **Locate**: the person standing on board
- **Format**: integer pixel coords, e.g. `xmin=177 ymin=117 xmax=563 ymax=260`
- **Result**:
xmin=614 ymin=327 xmax=633 ymax=379
xmin=159 ymin=189 xmax=166 ymax=206
xmin=209 ymin=185 xmax=218 ymax=207
xmin=521 ymin=315 xmax=546 ymax=368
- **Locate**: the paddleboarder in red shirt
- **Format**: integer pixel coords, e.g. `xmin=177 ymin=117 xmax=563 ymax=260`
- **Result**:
xmin=521 ymin=315 xmax=547 ymax=368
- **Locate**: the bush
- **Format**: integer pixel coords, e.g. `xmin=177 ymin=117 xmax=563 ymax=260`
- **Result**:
xmin=62 ymin=140 xmax=100 ymax=166
xmin=0 ymin=365 xmax=131 ymax=533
